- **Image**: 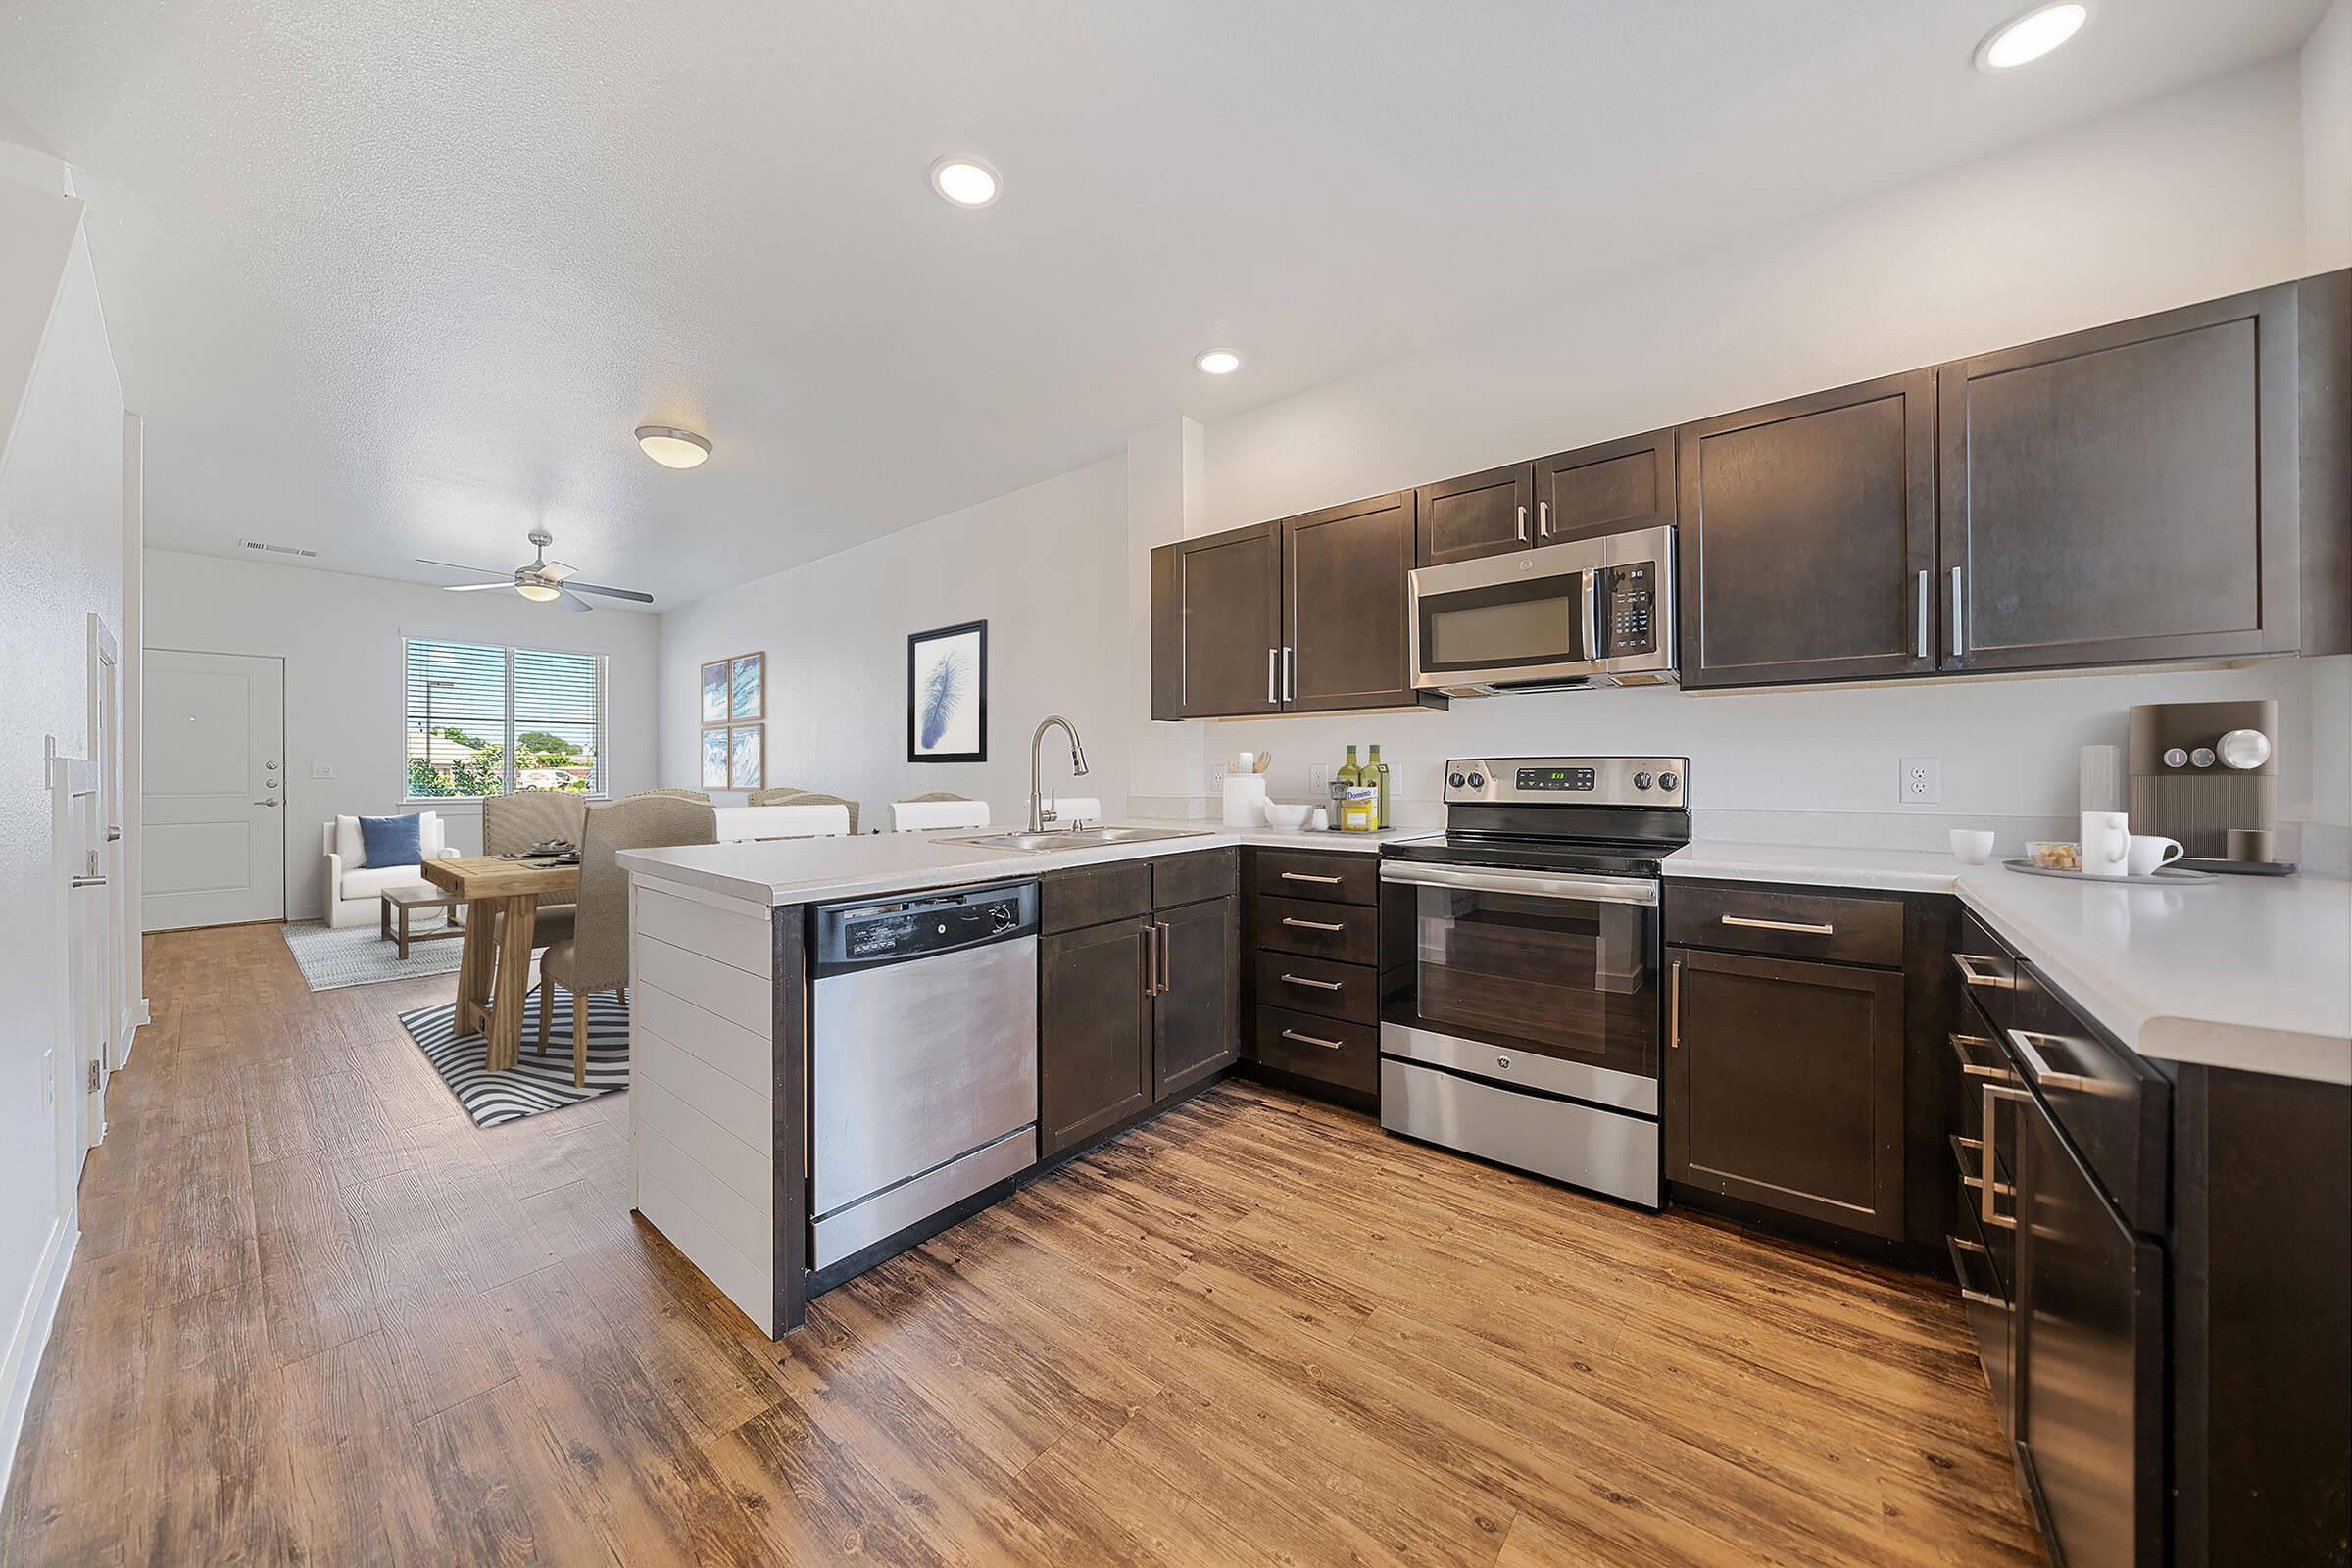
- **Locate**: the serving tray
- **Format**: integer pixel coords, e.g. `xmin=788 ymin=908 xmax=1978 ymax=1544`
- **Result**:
xmin=1999 ymin=858 xmax=2216 ymax=886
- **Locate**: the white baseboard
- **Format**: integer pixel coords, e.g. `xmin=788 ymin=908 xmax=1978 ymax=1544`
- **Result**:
xmin=0 ymin=1216 xmax=78 ymax=1512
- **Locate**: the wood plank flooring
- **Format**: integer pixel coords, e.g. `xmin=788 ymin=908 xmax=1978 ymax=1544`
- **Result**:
xmin=2 ymin=922 xmax=2044 ymax=1566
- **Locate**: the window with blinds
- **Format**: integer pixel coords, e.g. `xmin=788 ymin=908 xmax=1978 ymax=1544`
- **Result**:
xmin=404 ymin=638 xmax=604 ymax=799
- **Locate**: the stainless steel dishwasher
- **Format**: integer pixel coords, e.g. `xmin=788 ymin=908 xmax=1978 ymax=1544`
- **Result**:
xmin=808 ymin=879 xmax=1039 ymax=1271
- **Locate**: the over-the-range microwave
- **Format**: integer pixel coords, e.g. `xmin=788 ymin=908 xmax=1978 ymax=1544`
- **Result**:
xmin=1408 ymin=523 xmax=1678 ymax=695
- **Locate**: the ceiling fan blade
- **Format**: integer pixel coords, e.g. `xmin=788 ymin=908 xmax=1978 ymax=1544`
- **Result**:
xmin=555 ymin=589 xmax=594 ymax=612
xmin=559 ymin=579 xmax=655 ymax=604
xmin=442 ymin=582 xmax=514 ymax=593
xmin=540 ymin=560 xmax=576 ymax=582
xmin=415 ymin=557 xmax=509 ymax=580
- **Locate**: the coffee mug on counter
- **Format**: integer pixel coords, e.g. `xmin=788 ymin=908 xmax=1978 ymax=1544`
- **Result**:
xmin=1949 ymin=829 xmax=1995 ymax=865
xmin=2079 ymin=811 xmax=2132 ymax=878
xmin=2126 ymin=834 xmax=2183 ymax=877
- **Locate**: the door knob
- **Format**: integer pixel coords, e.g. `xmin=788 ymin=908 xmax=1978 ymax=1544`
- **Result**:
xmin=256 ymin=799 xmax=279 ymax=808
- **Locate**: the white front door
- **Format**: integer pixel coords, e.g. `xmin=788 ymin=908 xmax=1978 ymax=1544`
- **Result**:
xmin=142 ymin=649 xmax=285 ymax=930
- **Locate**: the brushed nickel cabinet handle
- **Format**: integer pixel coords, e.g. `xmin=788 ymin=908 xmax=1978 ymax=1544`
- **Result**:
xmin=1668 ymin=958 xmax=1684 ymax=1051
xmin=1156 ymin=921 xmax=1172 ymax=995
xmin=71 ymin=875 xmax=108 ymax=888
xmin=1281 ymin=973 xmax=1343 ymax=992
xmin=1950 ymin=953 xmax=2014 ymax=990
xmin=1948 ymin=1235 xmax=2002 ymax=1309
xmin=1142 ymin=924 xmax=1160 ymax=998
xmin=1282 ymin=645 xmax=1295 ymax=702
xmin=1720 ymin=913 xmax=1833 ymax=936
xmin=1975 ymin=1086 xmax=2032 ymax=1230
xmin=1268 ymin=649 xmax=1278 ymax=705
xmin=1947 ymin=1032 xmax=2016 ymax=1082
xmin=1915 ymin=569 xmax=1930 ymax=661
xmin=1280 ymin=871 xmax=1343 ymax=885
xmin=1281 ymin=1028 xmax=1344 ymax=1051
xmin=1538 ymin=500 xmax=1551 ymax=539
xmin=1949 ymin=565 xmax=1967 ymax=659
xmin=1281 ymin=916 xmax=1344 ymax=932
xmin=1515 ymin=504 xmax=1528 ymax=543
xmin=2008 ymin=1029 xmax=2097 ymax=1092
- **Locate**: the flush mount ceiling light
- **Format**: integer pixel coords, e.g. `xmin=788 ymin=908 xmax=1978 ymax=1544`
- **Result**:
xmin=1194 ymin=348 xmax=1242 ymax=375
xmin=929 ymin=155 xmax=1002 ymax=208
xmin=1975 ymin=2 xmax=2088 ymax=72
xmin=635 ymin=425 xmax=711 ymax=468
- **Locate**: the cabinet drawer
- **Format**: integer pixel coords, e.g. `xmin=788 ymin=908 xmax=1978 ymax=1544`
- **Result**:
xmin=1949 ymin=912 xmax=2018 ymax=1033
xmin=1666 ymin=882 xmax=1904 ymax=968
xmin=2011 ymin=961 xmax=2170 ymax=1234
xmin=1041 ymin=860 xmax=1152 ymax=935
xmin=1251 ymin=849 xmax=1378 ymax=906
xmin=1252 ymin=951 xmax=1377 ymax=1026
xmin=1252 ymin=1005 xmax=1377 ymax=1095
xmin=1252 ymin=893 xmax=1378 ymax=965
xmin=1152 ymin=847 xmax=1237 ymax=909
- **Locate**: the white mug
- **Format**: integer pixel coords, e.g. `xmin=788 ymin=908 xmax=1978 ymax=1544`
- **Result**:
xmin=2127 ymin=834 xmax=2184 ymax=878
xmin=2079 ymin=811 xmax=2132 ymax=878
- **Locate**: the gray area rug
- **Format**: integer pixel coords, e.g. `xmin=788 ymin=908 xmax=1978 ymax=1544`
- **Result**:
xmin=280 ymin=917 xmax=466 ymax=991
xmin=400 ymin=990 xmax=630 ymax=1127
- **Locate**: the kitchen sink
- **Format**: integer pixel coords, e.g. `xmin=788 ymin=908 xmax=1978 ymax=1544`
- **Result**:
xmin=949 ymin=825 xmax=1212 ymax=853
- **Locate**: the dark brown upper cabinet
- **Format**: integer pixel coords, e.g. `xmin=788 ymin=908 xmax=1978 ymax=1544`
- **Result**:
xmin=1414 ymin=463 xmax=1535 ymax=567
xmin=1149 ymin=522 xmax=1282 ymax=719
xmin=1535 ymin=427 xmax=1677 ymax=548
xmin=1677 ymin=370 xmax=1937 ymax=689
xmin=1938 ymin=280 xmax=2303 ymax=673
xmin=1282 ymin=491 xmax=1431 ymax=712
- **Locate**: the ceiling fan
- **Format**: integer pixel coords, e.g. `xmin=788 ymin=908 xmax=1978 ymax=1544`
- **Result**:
xmin=416 ymin=528 xmax=653 ymax=612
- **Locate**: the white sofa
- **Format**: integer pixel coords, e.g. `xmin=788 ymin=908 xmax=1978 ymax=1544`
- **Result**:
xmin=323 ymin=811 xmax=457 ymax=927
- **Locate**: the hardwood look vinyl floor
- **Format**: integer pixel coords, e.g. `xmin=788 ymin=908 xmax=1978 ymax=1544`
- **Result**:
xmin=2 ymin=922 xmax=2045 ymax=1566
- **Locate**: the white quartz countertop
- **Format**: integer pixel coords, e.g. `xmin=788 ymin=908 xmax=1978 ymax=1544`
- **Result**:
xmin=1667 ymin=840 xmax=2352 ymax=1086
xmin=618 ymin=819 xmax=1430 ymax=909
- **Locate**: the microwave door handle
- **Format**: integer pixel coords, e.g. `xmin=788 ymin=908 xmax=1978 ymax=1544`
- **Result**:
xmin=1380 ymin=860 xmax=1659 ymax=906
xmin=1581 ymin=566 xmax=1601 ymax=661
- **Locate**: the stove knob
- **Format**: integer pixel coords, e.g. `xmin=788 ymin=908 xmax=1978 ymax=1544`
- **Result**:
xmin=1658 ymin=771 xmax=1680 ymax=792
xmin=1466 ymin=772 xmax=1486 ymax=789
xmin=1447 ymin=771 xmax=1466 ymax=789
xmin=1633 ymin=771 xmax=1653 ymax=790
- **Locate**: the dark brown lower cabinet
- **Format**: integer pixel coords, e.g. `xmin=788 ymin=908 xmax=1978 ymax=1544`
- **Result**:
xmin=1665 ymin=946 xmax=1906 ymax=1239
xmin=1039 ymin=916 xmax=1153 ymax=1156
xmin=1152 ymin=895 xmax=1239 ymax=1101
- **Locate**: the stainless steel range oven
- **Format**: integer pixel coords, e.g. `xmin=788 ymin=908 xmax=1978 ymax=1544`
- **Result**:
xmin=1378 ymin=756 xmax=1689 ymax=1208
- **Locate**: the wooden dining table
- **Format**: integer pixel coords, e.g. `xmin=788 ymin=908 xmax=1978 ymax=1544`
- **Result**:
xmin=419 ymin=854 xmax=580 ymax=1071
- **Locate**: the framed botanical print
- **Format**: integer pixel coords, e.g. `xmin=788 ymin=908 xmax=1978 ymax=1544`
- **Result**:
xmin=728 ymin=724 xmax=764 ymax=790
xmin=729 ymin=651 xmax=764 ymax=722
xmin=700 ymin=726 xmax=731 ymax=789
xmin=700 ymin=661 xmax=730 ymax=725
xmin=907 ymin=620 xmax=986 ymax=763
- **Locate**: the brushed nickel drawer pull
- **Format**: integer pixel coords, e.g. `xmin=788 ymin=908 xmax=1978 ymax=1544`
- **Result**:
xmin=1946 ymin=1032 xmax=2015 ymax=1081
xmin=2008 ymin=1029 xmax=2097 ymax=1092
xmin=1950 ymin=952 xmax=2015 ymax=990
xmin=1281 ymin=973 xmax=1344 ymax=991
xmin=1947 ymin=1235 xmax=2002 ymax=1309
xmin=1281 ymin=916 xmax=1345 ymax=932
xmin=1720 ymin=913 xmax=1834 ymax=936
xmin=1280 ymin=871 xmax=1343 ymax=885
xmin=1975 ymin=1086 xmax=2032 ymax=1230
xmin=1281 ymin=1028 xmax=1344 ymax=1051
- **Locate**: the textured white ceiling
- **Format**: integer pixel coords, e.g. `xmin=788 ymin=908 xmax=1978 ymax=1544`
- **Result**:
xmin=0 ymin=0 xmax=2330 ymax=608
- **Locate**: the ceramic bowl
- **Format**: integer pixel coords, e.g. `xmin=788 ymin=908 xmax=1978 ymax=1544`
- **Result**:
xmin=1262 ymin=802 xmax=1313 ymax=829
xmin=2024 ymin=840 xmax=2082 ymax=871
xmin=1949 ymin=829 xmax=1995 ymax=865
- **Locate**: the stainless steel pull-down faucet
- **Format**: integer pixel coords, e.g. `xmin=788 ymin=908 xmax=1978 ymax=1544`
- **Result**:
xmin=1028 ymin=715 xmax=1090 ymax=833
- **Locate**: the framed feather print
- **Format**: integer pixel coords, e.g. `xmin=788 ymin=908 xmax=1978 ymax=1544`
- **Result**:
xmin=907 ymin=619 xmax=986 ymax=763
xmin=728 ymin=724 xmax=764 ymax=790
xmin=700 ymin=726 xmax=730 ymax=789
xmin=729 ymin=651 xmax=764 ymax=722
xmin=699 ymin=661 xmax=730 ymax=725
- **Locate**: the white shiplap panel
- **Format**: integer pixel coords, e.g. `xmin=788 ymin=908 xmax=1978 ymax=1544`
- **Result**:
xmin=636 ymin=1024 xmax=772 ymax=1156
xmin=636 ymin=1167 xmax=772 ymax=1337
xmin=633 ymin=980 xmax=772 ymax=1099
xmin=635 ymin=934 xmax=772 ymax=1039
xmin=634 ymin=885 xmax=771 ymax=979
xmin=635 ymin=1076 xmax=770 ymax=1216
xmin=638 ymin=1120 xmax=771 ymax=1278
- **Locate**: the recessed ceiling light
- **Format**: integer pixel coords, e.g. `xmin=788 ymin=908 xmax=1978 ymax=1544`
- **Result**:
xmin=929 ymin=156 xmax=1002 ymax=208
xmin=635 ymin=425 xmax=711 ymax=468
xmin=1195 ymin=349 xmax=1242 ymax=375
xmin=1974 ymin=2 xmax=2087 ymax=72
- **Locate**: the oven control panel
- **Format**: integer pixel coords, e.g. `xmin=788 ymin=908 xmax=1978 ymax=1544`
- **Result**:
xmin=1443 ymin=756 xmax=1687 ymax=808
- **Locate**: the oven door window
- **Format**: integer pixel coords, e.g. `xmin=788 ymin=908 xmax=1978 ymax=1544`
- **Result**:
xmin=1399 ymin=883 xmax=1657 ymax=1079
xmin=1418 ymin=576 xmax=1592 ymax=674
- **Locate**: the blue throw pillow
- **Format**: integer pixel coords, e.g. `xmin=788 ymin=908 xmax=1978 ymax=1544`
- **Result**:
xmin=358 ymin=812 xmax=423 ymax=868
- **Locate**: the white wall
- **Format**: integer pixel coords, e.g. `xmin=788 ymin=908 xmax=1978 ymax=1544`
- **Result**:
xmin=1189 ymin=58 xmax=2336 ymax=850
xmin=141 ymin=549 xmax=661 ymax=919
xmin=0 ymin=181 xmax=125 ymax=1497
xmin=2302 ymin=0 xmax=2352 ymax=854
xmin=658 ymin=456 xmax=1128 ymax=827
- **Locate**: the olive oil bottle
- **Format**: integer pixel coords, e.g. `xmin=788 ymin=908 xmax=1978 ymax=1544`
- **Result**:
xmin=1368 ymin=744 xmax=1391 ymax=829
xmin=1338 ymin=745 xmax=1362 ymax=792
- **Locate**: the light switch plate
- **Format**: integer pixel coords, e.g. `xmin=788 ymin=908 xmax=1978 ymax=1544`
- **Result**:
xmin=1900 ymin=756 xmax=1942 ymax=805
xmin=312 ymin=762 xmax=335 ymax=779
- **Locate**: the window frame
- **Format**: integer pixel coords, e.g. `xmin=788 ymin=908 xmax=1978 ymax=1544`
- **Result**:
xmin=401 ymin=636 xmax=609 ymax=804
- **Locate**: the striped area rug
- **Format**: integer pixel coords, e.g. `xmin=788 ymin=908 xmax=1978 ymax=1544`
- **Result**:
xmin=399 ymin=990 xmax=631 ymax=1128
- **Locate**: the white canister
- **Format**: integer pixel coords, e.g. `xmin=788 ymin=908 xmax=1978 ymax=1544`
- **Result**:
xmin=1222 ymin=773 xmax=1268 ymax=828
xmin=2080 ymin=810 xmax=2132 ymax=878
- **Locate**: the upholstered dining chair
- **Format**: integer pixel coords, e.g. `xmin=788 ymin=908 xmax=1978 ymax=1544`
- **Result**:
xmin=481 ymin=789 xmax=588 ymax=950
xmin=626 ymin=788 xmax=711 ymax=802
xmin=749 ymin=786 xmax=861 ymax=835
xmin=537 ymin=795 xmax=716 ymax=1085
xmin=890 ymin=792 xmax=988 ymax=832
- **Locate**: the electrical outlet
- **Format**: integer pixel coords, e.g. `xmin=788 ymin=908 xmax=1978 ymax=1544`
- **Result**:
xmin=312 ymin=762 xmax=335 ymax=780
xmin=1899 ymin=756 xmax=1942 ymax=805
xmin=1207 ymin=760 xmax=1228 ymax=791
xmin=1308 ymin=762 xmax=1331 ymax=795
